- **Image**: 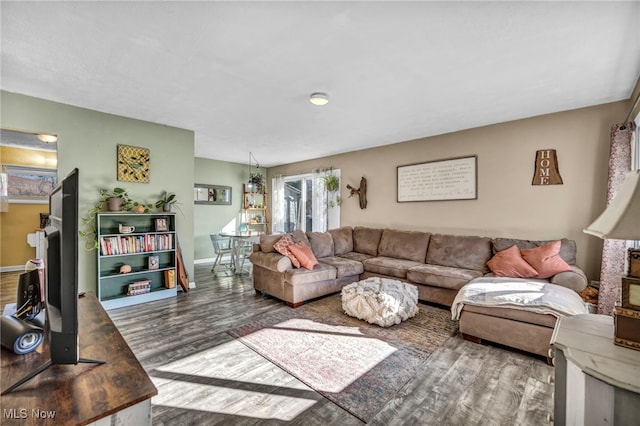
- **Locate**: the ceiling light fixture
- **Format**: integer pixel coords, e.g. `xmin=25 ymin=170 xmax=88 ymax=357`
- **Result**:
xmin=309 ymin=92 xmax=329 ymax=106
xmin=36 ymin=134 xmax=58 ymax=143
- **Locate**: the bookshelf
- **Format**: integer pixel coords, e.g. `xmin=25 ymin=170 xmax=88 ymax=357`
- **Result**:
xmin=96 ymin=212 xmax=177 ymax=309
xmin=243 ymin=184 xmax=268 ymax=233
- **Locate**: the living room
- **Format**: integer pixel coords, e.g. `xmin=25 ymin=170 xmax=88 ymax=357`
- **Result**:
xmin=1 ymin=1 xmax=640 ymax=425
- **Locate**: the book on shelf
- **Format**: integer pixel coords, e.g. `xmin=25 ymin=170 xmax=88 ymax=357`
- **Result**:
xmin=148 ymin=255 xmax=159 ymax=270
xmin=100 ymin=234 xmax=174 ymax=256
xmin=127 ymin=279 xmax=151 ymax=296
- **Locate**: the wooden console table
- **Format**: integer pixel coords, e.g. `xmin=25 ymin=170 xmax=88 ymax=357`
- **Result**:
xmin=1 ymin=293 xmax=157 ymax=425
xmin=551 ymin=314 xmax=640 ymax=425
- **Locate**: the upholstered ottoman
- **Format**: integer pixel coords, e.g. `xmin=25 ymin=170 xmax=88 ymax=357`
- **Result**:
xmin=341 ymin=277 xmax=419 ymax=327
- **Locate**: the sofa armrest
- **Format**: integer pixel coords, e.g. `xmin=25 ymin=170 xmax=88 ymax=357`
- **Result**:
xmin=249 ymin=251 xmax=293 ymax=273
xmin=550 ymin=265 xmax=588 ymax=292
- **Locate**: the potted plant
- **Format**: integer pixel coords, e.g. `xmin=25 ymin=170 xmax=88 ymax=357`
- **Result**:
xmin=101 ymin=187 xmax=132 ymax=212
xmin=248 ymin=171 xmax=264 ymax=193
xmin=155 ymin=191 xmax=180 ymax=212
xmin=323 ymin=170 xmax=341 ymax=208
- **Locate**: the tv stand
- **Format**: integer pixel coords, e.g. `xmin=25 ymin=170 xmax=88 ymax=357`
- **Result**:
xmin=1 ymin=357 xmax=105 ymax=396
xmin=1 ymin=293 xmax=156 ymax=425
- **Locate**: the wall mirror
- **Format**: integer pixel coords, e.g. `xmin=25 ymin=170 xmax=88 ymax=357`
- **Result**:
xmin=194 ymin=183 xmax=232 ymax=205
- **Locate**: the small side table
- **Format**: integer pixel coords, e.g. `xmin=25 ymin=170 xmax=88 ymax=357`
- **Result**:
xmin=551 ymin=314 xmax=640 ymax=425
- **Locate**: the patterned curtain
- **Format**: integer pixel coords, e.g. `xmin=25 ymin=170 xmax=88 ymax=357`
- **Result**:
xmin=597 ymin=122 xmax=635 ymax=315
xmin=271 ymin=174 xmax=285 ymax=234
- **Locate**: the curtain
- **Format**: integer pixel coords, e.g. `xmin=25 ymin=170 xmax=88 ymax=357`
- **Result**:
xmin=271 ymin=174 xmax=285 ymax=234
xmin=311 ymin=169 xmax=327 ymax=232
xmin=597 ymin=122 xmax=635 ymax=315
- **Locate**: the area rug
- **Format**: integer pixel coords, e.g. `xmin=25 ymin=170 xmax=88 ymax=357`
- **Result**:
xmin=228 ymin=294 xmax=458 ymax=422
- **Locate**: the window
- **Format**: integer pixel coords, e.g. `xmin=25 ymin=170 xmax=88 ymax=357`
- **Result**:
xmin=272 ymin=169 xmax=341 ymax=233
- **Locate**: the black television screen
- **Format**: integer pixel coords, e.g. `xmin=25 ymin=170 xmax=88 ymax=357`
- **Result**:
xmin=46 ymin=167 xmax=79 ymax=364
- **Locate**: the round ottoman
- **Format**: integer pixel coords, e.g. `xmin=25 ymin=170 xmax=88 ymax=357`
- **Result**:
xmin=341 ymin=277 xmax=419 ymax=327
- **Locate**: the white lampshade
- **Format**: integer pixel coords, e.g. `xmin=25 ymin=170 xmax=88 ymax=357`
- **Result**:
xmin=584 ymin=170 xmax=640 ymax=240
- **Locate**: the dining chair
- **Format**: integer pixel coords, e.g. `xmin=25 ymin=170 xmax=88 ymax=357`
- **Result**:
xmin=210 ymin=234 xmax=235 ymax=272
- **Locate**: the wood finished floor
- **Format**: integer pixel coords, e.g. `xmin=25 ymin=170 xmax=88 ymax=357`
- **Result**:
xmin=1 ymin=266 xmax=554 ymax=424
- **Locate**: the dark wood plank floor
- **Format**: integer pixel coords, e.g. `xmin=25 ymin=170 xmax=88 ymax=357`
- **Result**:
xmin=1 ymin=266 xmax=554 ymax=424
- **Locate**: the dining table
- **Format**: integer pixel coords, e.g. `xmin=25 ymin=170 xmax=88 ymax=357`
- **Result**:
xmin=218 ymin=231 xmax=260 ymax=274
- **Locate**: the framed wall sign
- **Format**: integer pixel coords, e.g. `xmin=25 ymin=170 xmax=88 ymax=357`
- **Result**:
xmin=117 ymin=144 xmax=150 ymax=183
xmin=397 ymin=155 xmax=477 ymax=202
xmin=194 ymin=184 xmax=232 ymax=205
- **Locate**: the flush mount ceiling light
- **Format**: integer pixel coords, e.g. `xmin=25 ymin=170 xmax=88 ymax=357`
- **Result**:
xmin=309 ymin=92 xmax=329 ymax=106
xmin=36 ymin=133 xmax=58 ymax=143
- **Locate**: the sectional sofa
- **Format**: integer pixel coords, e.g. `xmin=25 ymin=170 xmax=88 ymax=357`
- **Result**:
xmin=249 ymin=226 xmax=588 ymax=358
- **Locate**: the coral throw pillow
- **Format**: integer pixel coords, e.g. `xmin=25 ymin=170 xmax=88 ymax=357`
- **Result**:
xmin=520 ymin=240 xmax=572 ymax=279
xmin=288 ymin=241 xmax=319 ymax=270
xmin=487 ymin=245 xmax=538 ymax=278
xmin=273 ymin=235 xmax=301 ymax=268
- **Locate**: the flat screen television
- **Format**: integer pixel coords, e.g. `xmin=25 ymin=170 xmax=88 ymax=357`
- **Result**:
xmin=1 ymin=168 xmax=103 ymax=395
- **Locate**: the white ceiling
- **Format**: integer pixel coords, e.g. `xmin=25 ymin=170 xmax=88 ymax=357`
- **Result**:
xmin=2 ymin=1 xmax=639 ymax=167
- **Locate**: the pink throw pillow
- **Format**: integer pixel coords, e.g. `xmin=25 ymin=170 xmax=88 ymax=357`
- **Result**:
xmin=273 ymin=235 xmax=301 ymax=268
xmin=288 ymin=241 xmax=319 ymax=270
xmin=487 ymin=245 xmax=538 ymax=278
xmin=520 ymin=240 xmax=572 ymax=279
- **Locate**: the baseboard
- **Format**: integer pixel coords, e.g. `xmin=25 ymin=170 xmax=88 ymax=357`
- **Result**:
xmin=0 ymin=265 xmax=24 ymax=273
xmin=194 ymin=257 xmax=215 ymax=265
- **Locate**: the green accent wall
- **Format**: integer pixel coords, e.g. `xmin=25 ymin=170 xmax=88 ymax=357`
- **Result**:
xmin=1 ymin=90 xmax=195 ymax=293
xmin=193 ymin=157 xmax=266 ymax=260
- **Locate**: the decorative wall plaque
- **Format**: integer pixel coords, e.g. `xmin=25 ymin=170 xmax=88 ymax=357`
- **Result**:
xmin=117 ymin=145 xmax=150 ymax=183
xmin=532 ymin=149 xmax=562 ymax=185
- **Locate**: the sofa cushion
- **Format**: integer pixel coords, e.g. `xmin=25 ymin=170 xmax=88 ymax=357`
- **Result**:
xmin=284 ymin=262 xmax=337 ymax=285
xmin=363 ymin=256 xmax=423 ymax=279
xmin=288 ymin=241 xmax=319 ymax=270
xmin=492 ymin=237 xmax=577 ymax=265
xmin=407 ymin=264 xmax=483 ymax=290
xmin=487 ymin=245 xmax=538 ymax=278
xmin=426 ymin=234 xmax=492 ymax=272
xmin=291 ymin=230 xmax=311 ymax=247
xmin=273 ymin=235 xmax=301 ymax=268
xmin=550 ymin=266 xmax=588 ymax=292
xmin=318 ymin=256 xmax=364 ymax=278
xmin=377 ymin=229 xmax=431 ymax=263
xmin=328 ymin=226 xmax=353 ymax=255
xmin=259 ymin=233 xmax=284 ymax=253
xmin=307 ymin=231 xmax=334 ymax=258
xmin=338 ymin=251 xmax=376 ymax=263
xmin=353 ymin=226 xmax=383 ymax=256
xmin=520 ymin=240 xmax=572 ymax=279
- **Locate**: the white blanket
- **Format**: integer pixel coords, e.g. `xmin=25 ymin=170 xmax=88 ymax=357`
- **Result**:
xmin=451 ymin=277 xmax=589 ymax=320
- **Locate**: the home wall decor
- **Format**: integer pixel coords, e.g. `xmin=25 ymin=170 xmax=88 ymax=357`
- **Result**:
xmin=117 ymin=144 xmax=150 ymax=183
xmin=397 ymin=155 xmax=477 ymax=202
xmin=532 ymin=149 xmax=563 ymax=185
xmin=346 ymin=176 xmax=367 ymax=209
xmin=194 ymin=183 xmax=232 ymax=205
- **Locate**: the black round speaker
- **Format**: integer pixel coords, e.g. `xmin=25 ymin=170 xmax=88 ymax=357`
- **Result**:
xmin=1 ymin=315 xmax=44 ymax=355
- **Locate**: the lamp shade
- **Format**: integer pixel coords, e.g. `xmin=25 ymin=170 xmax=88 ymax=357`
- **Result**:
xmin=584 ymin=170 xmax=640 ymax=240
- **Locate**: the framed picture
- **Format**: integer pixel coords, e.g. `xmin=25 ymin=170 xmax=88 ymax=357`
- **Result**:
xmin=194 ymin=184 xmax=232 ymax=205
xmin=117 ymin=144 xmax=150 ymax=183
xmin=397 ymin=155 xmax=477 ymax=202
xmin=148 ymin=255 xmax=160 ymax=270
xmin=3 ymin=166 xmax=57 ymax=204
xmin=155 ymin=218 xmax=168 ymax=231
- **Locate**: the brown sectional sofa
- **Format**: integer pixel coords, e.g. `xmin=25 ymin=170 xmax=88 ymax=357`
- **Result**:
xmin=249 ymin=226 xmax=588 ymax=358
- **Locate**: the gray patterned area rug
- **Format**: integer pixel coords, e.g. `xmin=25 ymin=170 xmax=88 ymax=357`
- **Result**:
xmin=228 ymin=293 xmax=458 ymax=422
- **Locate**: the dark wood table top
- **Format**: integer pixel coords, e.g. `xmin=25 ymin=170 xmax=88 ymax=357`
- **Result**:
xmin=1 ymin=293 xmax=157 ymax=425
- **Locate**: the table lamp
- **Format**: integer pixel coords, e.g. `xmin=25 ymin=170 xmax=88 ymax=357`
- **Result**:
xmin=584 ymin=169 xmax=640 ymax=350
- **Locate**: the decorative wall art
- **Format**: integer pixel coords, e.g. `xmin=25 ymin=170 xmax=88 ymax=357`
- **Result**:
xmin=194 ymin=184 xmax=232 ymax=205
xmin=397 ymin=156 xmax=477 ymax=202
xmin=117 ymin=144 xmax=150 ymax=183
xmin=346 ymin=177 xmax=367 ymax=209
xmin=532 ymin=149 xmax=563 ymax=185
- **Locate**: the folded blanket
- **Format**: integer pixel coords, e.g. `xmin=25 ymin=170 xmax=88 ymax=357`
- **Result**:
xmin=451 ymin=276 xmax=589 ymax=320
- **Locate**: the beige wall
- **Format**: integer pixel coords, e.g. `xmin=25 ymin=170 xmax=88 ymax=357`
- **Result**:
xmin=269 ymin=101 xmax=630 ymax=281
